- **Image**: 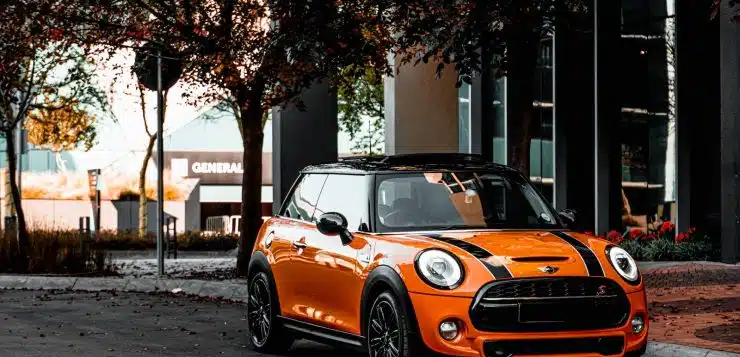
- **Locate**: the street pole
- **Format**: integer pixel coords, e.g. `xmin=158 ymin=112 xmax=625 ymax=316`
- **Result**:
xmin=15 ymin=124 xmax=22 ymax=244
xmin=156 ymin=50 xmax=165 ymax=276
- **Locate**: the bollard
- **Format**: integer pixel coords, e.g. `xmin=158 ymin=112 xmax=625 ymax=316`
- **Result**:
xmin=166 ymin=217 xmax=178 ymax=260
xmin=4 ymin=216 xmax=17 ymax=239
xmin=78 ymin=216 xmax=91 ymax=245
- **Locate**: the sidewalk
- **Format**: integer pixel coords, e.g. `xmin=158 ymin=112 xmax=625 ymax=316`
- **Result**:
xmin=642 ymin=262 xmax=740 ymax=354
xmin=1 ymin=260 xmax=737 ymax=356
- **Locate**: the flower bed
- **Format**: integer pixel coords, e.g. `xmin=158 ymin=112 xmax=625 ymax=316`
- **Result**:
xmin=586 ymin=222 xmax=720 ymax=261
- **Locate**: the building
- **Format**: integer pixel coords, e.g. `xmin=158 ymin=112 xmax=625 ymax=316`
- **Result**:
xmin=270 ymin=0 xmax=739 ymax=263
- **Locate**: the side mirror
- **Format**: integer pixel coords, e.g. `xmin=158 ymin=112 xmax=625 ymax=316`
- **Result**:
xmin=558 ymin=209 xmax=578 ymax=228
xmin=317 ymin=212 xmax=353 ymax=245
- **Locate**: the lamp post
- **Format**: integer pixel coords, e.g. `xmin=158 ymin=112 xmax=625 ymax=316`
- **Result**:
xmin=133 ymin=42 xmax=183 ymax=277
xmin=156 ymin=50 xmax=165 ymax=276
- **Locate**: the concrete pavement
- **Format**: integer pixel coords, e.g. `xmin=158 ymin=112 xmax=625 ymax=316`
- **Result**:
xmin=0 ymin=290 xmax=344 ymax=357
xmin=1 ymin=275 xmax=738 ymax=357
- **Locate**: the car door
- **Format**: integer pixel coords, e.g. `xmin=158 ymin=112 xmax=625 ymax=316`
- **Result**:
xmin=271 ymin=173 xmax=327 ymax=320
xmin=297 ymin=174 xmax=373 ymax=335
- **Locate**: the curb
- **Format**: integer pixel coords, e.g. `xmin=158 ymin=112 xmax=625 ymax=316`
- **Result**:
xmin=0 ymin=275 xmax=249 ymax=303
xmin=1 ymin=275 xmax=738 ymax=357
xmin=648 ymin=342 xmax=740 ymax=357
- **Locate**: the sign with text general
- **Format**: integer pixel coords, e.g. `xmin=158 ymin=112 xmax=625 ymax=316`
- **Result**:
xmin=154 ymin=151 xmax=272 ymax=185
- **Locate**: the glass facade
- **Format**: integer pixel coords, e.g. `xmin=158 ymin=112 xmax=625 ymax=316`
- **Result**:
xmin=619 ymin=0 xmax=676 ymax=230
xmin=459 ymin=0 xmax=679 ymax=230
xmin=530 ymin=38 xmax=554 ymax=201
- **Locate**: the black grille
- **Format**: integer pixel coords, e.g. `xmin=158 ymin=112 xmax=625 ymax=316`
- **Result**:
xmin=470 ymin=277 xmax=630 ymax=332
xmin=484 ymin=336 xmax=625 ymax=356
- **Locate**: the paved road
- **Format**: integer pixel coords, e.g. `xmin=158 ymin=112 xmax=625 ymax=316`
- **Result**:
xmin=1 ymin=289 xmax=734 ymax=357
xmin=0 ymin=290 xmax=351 ymax=357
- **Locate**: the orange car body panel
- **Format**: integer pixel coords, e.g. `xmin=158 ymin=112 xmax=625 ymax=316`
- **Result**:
xmin=255 ymin=217 xmax=648 ymax=356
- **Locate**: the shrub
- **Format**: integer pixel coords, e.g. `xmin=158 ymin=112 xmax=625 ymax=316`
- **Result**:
xmin=88 ymin=229 xmax=238 ymax=251
xmin=0 ymin=228 xmax=115 ymax=275
xmin=619 ymin=239 xmax=646 ymax=261
xmin=597 ymin=224 xmax=719 ymax=261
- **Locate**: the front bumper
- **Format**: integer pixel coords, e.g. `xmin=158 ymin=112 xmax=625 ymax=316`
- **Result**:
xmin=409 ymin=289 xmax=648 ymax=357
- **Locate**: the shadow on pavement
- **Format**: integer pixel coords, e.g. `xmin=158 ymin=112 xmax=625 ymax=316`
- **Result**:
xmin=695 ymin=323 xmax=740 ymax=345
xmin=651 ymin=296 xmax=740 ymax=315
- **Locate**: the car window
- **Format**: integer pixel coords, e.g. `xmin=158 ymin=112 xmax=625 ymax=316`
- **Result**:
xmin=313 ymin=174 xmax=369 ymax=231
xmin=282 ymin=174 xmax=327 ymax=222
xmin=375 ymin=171 xmax=560 ymax=232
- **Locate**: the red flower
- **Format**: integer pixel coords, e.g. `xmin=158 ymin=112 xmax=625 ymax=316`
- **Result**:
xmin=659 ymin=221 xmax=675 ymax=233
xmin=606 ymin=230 xmax=623 ymax=243
xmin=688 ymin=227 xmax=697 ymax=234
xmin=645 ymin=233 xmax=657 ymax=241
xmin=676 ymin=232 xmax=690 ymax=243
xmin=628 ymin=229 xmax=643 ymax=240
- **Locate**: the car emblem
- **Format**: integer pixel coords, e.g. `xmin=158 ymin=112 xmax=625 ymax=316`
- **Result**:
xmin=597 ymin=285 xmax=608 ymax=296
xmin=538 ymin=266 xmax=559 ymax=274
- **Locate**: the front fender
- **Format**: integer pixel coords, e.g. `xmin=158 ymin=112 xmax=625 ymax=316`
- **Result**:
xmin=360 ymin=265 xmax=419 ymax=338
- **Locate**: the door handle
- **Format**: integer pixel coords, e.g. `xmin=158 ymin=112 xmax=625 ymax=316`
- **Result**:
xmin=292 ymin=240 xmax=307 ymax=249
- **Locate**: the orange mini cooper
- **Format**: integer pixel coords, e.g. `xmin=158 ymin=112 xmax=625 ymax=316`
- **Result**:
xmin=247 ymin=153 xmax=648 ymax=357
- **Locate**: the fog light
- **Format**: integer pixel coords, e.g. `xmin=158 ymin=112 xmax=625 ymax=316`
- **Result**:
xmin=631 ymin=315 xmax=645 ymax=334
xmin=439 ymin=320 xmax=459 ymax=341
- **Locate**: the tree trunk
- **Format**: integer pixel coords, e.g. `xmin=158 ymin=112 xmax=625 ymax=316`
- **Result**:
xmin=506 ymin=31 xmax=541 ymax=175
xmin=138 ymin=135 xmax=156 ymax=237
xmin=236 ymin=83 xmax=266 ymax=276
xmin=5 ymin=130 xmax=30 ymax=272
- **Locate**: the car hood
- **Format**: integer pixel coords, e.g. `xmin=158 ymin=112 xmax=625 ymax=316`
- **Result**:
xmin=416 ymin=230 xmax=607 ymax=279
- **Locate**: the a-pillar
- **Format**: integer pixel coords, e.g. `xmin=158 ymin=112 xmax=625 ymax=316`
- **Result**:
xmin=384 ymin=55 xmax=459 ymax=154
xmin=719 ymin=2 xmax=740 ymax=263
xmin=271 ymin=84 xmax=338 ymax=213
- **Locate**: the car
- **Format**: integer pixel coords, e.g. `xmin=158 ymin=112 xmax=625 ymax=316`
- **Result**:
xmin=246 ymin=153 xmax=648 ymax=357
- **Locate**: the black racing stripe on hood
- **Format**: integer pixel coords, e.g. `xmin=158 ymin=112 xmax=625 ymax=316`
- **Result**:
xmin=420 ymin=234 xmax=513 ymax=279
xmin=550 ymin=231 xmax=604 ymax=277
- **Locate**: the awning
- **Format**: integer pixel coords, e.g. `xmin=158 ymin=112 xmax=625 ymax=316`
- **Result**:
xmin=199 ymin=185 xmax=273 ymax=203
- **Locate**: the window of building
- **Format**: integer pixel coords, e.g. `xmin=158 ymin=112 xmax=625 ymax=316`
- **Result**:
xmin=492 ymin=77 xmax=507 ymax=165
xmin=458 ymin=84 xmax=472 ymax=153
xmin=313 ymin=174 xmax=369 ymax=231
xmin=282 ymin=173 xmax=327 ymax=222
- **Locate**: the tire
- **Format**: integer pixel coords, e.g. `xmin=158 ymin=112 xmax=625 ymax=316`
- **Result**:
xmin=246 ymin=271 xmax=294 ymax=353
xmin=366 ymin=291 xmax=424 ymax=357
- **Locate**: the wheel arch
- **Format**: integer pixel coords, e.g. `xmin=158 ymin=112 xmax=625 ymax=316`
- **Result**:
xmin=360 ymin=265 xmax=419 ymax=338
xmin=247 ymin=251 xmax=282 ymax=314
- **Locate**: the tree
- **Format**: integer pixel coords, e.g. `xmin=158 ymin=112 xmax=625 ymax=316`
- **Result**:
xmin=1 ymin=0 xmax=104 ymax=270
xmin=135 ymin=84 xmax=168 ymax=237
xmin=205 ymin=95 xmax=270 ymax=138
xmin=60 ymin=0 xmax=396 ymax=275
xmin=25 ymin=96 xmax=97 ymax=172
xmin=391 ymin=1 xmax=587 ymax=174
xmin=338 ymin=66 xmax=384 ymax=155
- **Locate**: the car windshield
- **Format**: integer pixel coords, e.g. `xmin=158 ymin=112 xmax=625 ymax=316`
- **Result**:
xmin=375 ymin=171 xmax=561 ymax=232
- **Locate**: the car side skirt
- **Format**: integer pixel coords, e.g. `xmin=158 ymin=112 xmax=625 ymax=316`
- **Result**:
xmin=278 ymin=316 xmax=366 ymax=351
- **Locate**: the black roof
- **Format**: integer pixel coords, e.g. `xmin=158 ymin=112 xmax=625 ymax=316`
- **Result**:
xmin=301 ymin=153 xmax=520 ymax=175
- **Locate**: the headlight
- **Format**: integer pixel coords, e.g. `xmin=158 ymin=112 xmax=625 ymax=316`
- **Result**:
xmin=415 ymin=249 xmax=464 ymax=290
xmin=606 ymin=246 xmax=640 ymax=284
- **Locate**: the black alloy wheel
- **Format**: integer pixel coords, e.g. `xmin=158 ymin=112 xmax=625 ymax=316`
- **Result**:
xmin=246 ymin=272 xmax=293 ymax=353
xmin=248 ymin=274 xmax=272 ymax=347
xmin=368 ymin=293 xmax=403 ymax=357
